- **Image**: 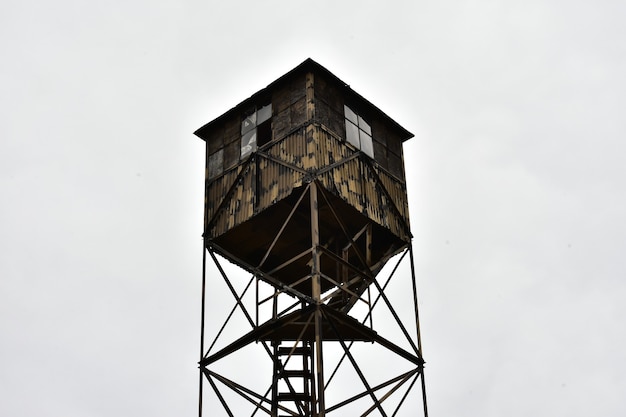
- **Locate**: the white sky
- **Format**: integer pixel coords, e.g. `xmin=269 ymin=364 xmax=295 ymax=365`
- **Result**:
xmin=2 ymin=0 xmax=625 ymax=415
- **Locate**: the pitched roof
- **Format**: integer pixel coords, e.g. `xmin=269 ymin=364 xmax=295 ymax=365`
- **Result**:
xmin=194 ymin=58 xmax=413 ymax=141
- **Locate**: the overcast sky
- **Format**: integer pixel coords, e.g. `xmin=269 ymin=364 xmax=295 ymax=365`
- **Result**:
xmin=2 ymin=0 xmax=626 ymax=416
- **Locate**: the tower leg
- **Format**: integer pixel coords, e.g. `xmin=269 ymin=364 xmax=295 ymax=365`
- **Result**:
xmin=199 ymin=243 xmax=207 ymax=417
xmin=199 ymin=189 xmax=428 ymax=416
xmin=314 ymin=308 xmax=324 ymax=416
xmin=309 ymin=181 xmax=325 ymax=416
xmin=409 ymin=245 xmax=428 ymax=417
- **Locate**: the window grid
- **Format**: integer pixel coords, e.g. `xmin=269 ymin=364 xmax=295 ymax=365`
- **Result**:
xmin=344 ymin=105 xmax=374 ymax=158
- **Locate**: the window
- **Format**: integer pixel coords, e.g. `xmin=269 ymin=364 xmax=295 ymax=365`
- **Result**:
xmin=344 ymin=105 xmax=374 ymax=158
xmin=207 ymin=149 xmax=224 ymax=179
xmin=241 ymin=103 xmax=272 ymax=158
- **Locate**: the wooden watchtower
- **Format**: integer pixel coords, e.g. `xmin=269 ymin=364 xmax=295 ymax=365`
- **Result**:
xmin=196 ymin=59 xmax=427 ymax=417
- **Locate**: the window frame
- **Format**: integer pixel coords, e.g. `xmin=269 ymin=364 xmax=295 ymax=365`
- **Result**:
xmin=241 ymin=103 xmax=272 ymax=158
xmin=344 ymin=105 xmax=374 ymax=158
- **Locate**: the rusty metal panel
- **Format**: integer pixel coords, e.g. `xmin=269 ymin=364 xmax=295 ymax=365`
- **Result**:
xmin=257 ymin=156 xmax=305 ymax=212
xmin=205 ymin=167 xmax=241 ymax=235
xmin=313 ymin=145 xmax=411 ymax=242
xmin=240 ymin=161 xmax=255 ymax=221
xmin=316 ymin=169 xmax=334 ymax=196
xmin=206 ymin=124 xmax=411 ymax=241
xmin=303 ymin=125 xmax=317 ymax=171
xmin=376 ymin=167 xmax=410 ymax=222
xmin=331 ymin=157 xmax=365 ymax=214
xmin=316 ymin=128 xmax=352 ymax=169
xmin=373 ymin=167 xmax=411 ymax=240
xmin=207 ymin=130 xmax=314 ymax=238
xmin=266 ymin=130 xmax=307 ymax=167
xmin=305 ymin=72 xmax=315 ymax=120
xmin=209 ymin=162 xmax=255 ymax=238
xmin=362 ymin=162 xmax=381 ymax=224
xmin=366 ymin=164 xmax=410 ymax=241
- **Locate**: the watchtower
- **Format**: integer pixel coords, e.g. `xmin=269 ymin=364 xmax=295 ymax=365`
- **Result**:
xmin=196 ymin=59 xmax=427 ymax=416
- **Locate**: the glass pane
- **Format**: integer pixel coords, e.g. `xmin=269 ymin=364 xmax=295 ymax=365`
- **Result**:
xmin=208 ymin=149 xmax=224 ymax=179
xmin=344 ymin=105 xmax=358 ymax=125
xmin=241 ymin=112 xmax=257 ymax=134
xmin=358 ymin=116 xmax=371 ymax=135
xmin=345 ymin=120 xmax=360 ymax=148
xmin=241 ymin=130 xmax=257 ymax=157
xmin=360 ymin=132 xmax=374 ymax=158
xmin=257 ymin=104 xmax=272 ymax=124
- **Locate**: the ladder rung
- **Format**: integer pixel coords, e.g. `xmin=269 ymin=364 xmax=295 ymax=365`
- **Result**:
xmin=281 ymin=370 xmax=311 ymax=378
xmin=277 ymin=392 xmax=311 ymax=401
xmin=277 ymin=347 xmax=311 ymax=356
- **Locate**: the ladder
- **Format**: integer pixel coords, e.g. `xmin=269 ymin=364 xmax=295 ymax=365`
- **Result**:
xmin=272 ymin=341 xmax=316 ymax=417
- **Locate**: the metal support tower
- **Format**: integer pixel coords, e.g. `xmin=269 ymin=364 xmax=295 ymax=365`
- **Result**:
xmin=198 ymin=180 xmax=428 ymax=416
xmin=193 ymin=58 xmax=429 ymax=417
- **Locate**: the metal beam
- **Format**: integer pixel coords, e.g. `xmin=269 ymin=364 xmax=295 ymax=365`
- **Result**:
xmin=325 ymin=369 xmax=418 ymax=414
xmin=323 ymin=308 xmax=387 ymax=417
xmin=309 ymin=181 xmax=325 ymax=416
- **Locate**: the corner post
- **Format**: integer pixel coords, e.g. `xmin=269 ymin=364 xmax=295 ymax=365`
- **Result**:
xmin=310 ymin=181 xmax=325 ymax=416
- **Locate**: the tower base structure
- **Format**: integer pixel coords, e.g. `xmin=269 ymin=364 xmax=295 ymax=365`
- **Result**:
xmin=198 ymin=183 xmax=428 ymax=417
xmin=194 ymin=59 xmax=428 ymax=417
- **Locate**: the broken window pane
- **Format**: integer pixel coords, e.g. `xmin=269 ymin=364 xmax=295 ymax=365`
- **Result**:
xmin=241 ymin=130 xmax=257 ymax=157
xmin=257 ymin=104 xmax=272 ymax=124
xmin=241 ymin=112 xmax=256 ymax=135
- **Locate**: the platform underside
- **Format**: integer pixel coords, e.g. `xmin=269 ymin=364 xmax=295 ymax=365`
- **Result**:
xmin=201 ymin=304 xmax=421 ymax=367
xmin=208 ymin=183 xmax=407 ymax=301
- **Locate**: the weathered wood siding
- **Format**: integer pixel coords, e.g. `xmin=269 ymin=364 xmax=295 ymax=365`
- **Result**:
xmin=205 ymin=124 xmax=410 ymax=242
xmin=314 ymin=130 xmax=411 ymax=241
xmin=202 ymin=66 xmax=412 ymax=242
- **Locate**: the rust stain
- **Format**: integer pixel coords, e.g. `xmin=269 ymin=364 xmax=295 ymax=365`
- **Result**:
xmin=206 ymin=125 xmax=410 ymax=241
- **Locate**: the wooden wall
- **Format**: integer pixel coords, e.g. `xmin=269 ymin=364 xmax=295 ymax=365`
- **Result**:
xmin=203 ymin=68 xmax=411 ymax=243
xmin=205 ymin=125 xmax=410 ymax=243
